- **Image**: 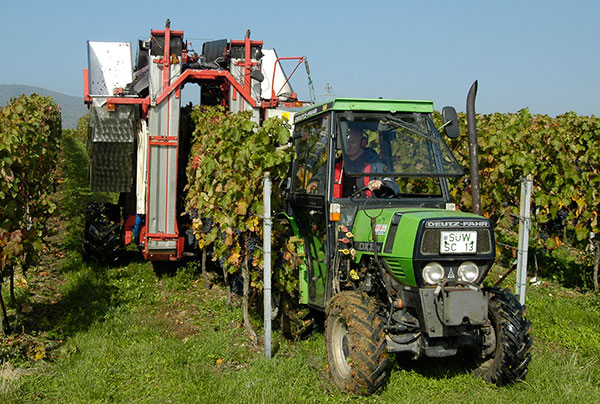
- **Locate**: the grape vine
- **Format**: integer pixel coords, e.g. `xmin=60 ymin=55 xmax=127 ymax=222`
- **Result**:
xmin=0 ymin=94 xmax=62 ymax=334
xmin=184 ymin=106 xmax=294 ymax=338
xmin=439 ymin=110 xmax=600 ymax=245
xmin=436 ymin=109 xmax=600 ymax=289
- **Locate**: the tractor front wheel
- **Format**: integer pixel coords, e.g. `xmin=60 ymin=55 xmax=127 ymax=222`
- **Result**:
xmin=325 ymin=291 xmax=388 ymax=395
xmin=474 ymin=287 xmax=532 ymax=385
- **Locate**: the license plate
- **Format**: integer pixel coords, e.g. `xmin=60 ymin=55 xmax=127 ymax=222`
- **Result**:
xmin=440 ymin=231 xmax=477 ymax=254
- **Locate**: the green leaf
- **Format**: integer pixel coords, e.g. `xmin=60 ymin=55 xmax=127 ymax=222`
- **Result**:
xmin=242 ymin=120 xmax=254 ymax=132
xmin=575 ymin=225 xmax=589 ymax=241
xmin=545 ymin=238 xmax=557 ymax=250
xmin=277 ymin=126 xmax=290 ymax=144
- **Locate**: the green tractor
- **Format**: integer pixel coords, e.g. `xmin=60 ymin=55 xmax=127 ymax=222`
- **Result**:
xmin=282 ymin=98 xmax=531 ymax=394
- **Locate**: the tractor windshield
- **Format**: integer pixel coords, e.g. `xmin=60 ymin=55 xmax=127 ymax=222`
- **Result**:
xmin=338 ymin=112 xmax=463 ymax=177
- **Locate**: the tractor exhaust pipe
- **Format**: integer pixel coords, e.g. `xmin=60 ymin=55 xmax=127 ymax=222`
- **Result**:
xmin=466 ymin=80 xmax=482 ymax=216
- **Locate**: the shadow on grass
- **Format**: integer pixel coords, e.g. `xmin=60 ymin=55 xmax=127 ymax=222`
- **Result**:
xmin=44 ymin=133 xmax=118 ymax=336
xmin=151 ymin=260 xmax=188 ymax=278
xmin=21 ymin=262 xmax=115 ymax=338
xmin=391 ymin=353 xmax=476 ymax=381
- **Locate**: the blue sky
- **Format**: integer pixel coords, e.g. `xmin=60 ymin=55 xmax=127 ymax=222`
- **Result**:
xmin=1 ymin=0 xmax=598 ymax=116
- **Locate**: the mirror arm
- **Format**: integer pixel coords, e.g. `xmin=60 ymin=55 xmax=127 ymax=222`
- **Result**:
xmin=437 ymin=120 xmax=452 ymax=132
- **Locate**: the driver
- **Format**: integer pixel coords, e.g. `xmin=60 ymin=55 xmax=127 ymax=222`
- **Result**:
xmin=335 ymin=128 xmax=399 ymax=198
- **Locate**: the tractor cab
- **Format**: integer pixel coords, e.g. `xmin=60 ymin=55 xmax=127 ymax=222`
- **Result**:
xmin=286 ymin=98 xmax=467 ymax=309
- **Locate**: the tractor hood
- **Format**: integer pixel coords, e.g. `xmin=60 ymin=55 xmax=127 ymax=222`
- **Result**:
xmin=349 ymin=208 xmax=495 ymax=287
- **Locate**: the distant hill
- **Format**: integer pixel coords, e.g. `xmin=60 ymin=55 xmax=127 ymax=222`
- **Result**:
xmin=0 ymin=84 xmax=88 ymax=129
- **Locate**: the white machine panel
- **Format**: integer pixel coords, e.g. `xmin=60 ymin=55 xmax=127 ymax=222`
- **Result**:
xmin=260 ymin=49 xmax=294 ymax=100
xmin=87 ymin=41 xmax=133 ymax=96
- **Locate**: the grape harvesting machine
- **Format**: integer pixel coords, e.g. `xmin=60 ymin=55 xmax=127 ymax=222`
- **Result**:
xmin=83 ymin=20 xmax=532 ymax=395
xmin=83 ymin=20 xmax=310 ymax=262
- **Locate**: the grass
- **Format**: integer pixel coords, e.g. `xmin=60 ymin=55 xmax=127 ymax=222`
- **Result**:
xmin=3 ymin=262 xmax=600 ymax=404
xmin=1 ymin=130 xmax=600 ymax=403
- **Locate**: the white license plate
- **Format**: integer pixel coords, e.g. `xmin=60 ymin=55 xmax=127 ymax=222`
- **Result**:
xmin=440 ymin=231 xmax=477 ymax=254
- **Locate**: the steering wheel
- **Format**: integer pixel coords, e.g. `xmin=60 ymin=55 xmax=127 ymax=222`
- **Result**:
xmin=349 ymin=185 xmax=370 ymax=198
xmin=373 ymin=183 xmax=396 ymax=198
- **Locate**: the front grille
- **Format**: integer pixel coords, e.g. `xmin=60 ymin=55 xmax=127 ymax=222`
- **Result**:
xmin=383 ymin=257 xmax=406 ymax=279
xmin=420 ymin=228 xmax=492 ymax=255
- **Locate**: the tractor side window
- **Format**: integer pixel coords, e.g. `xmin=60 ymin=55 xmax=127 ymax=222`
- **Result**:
xmin=291 ymin=115 xmax=329 ymax=194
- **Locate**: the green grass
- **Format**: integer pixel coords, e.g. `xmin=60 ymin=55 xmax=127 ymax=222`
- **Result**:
xmin=2 ymin=130 xmax=600 ymax=403
xmin=2 ymin=261 xmax=599 ymax=404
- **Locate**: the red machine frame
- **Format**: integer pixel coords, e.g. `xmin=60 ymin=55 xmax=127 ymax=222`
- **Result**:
xmin=84 ymin=23 xmax=308 ymax=261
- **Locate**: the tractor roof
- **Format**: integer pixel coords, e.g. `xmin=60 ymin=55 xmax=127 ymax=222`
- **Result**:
xmin=294 ymin=98 xmax=434 ymax=124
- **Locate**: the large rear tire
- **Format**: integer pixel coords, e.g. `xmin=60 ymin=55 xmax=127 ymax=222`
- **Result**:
xmin=475 ymin=287 xmax=532 ymax=385
xmin=83 ymin=202 xmax=121 ymax=264
xmin=325 ymin=291 xmax=388 ymax=395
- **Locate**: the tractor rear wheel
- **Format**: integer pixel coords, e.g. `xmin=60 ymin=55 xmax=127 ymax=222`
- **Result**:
xmin=83 ymin=202 xmax=121 ymax=264
xmin=474 ymin=287 xmax=532 ymax=385
xmin=325 ymin=291 xmax=388 ymax=395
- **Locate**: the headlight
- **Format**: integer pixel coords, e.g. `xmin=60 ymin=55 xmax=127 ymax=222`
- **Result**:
xmin=458 ymin=261 xmax=479 ymax=282
xmin=422 ymin=262 xmax=445 ymax=285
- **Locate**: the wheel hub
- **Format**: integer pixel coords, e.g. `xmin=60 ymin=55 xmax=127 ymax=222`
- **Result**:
xmin=331 ymin=316 xmax=351 ymax=378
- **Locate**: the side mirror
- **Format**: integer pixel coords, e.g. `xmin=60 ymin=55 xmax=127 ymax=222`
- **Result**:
xmin=441 ymin=106 xmax=460 ymax=139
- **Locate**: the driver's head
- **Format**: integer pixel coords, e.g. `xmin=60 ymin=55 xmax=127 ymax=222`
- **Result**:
xmin=346 ymin=127 xmax=367 ymax=161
